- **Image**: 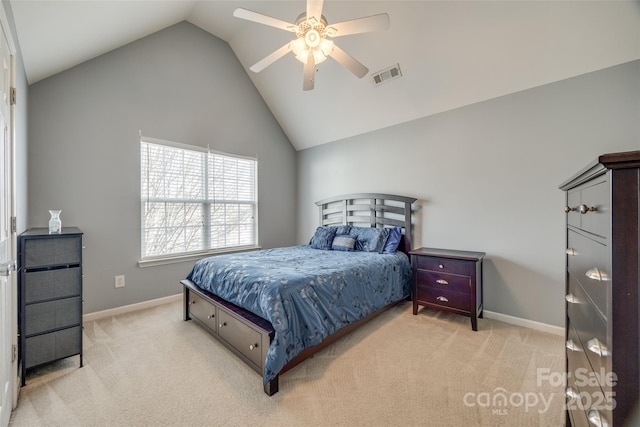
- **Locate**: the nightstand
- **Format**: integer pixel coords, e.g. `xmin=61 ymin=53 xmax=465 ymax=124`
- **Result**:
xmin=410 ymin=247 xmax=485 ymax=331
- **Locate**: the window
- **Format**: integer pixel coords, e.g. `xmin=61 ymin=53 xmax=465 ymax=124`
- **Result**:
xmin=141 ymin=137 xmax=257 ymax=260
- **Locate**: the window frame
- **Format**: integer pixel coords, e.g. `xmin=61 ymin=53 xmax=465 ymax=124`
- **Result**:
xmin=138 ymin=136 xmax=259 ymax=267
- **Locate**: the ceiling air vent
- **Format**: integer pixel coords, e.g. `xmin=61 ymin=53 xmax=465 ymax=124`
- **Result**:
xmin=372 ymin=64 xmax=402 ymax=86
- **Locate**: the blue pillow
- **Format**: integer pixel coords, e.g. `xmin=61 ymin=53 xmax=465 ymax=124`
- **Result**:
xmin=330 ymin=225 xmax=351 ymax=235
xmin=349 ymin=226 xmax=390 ymax=252
xmin=381 ymin=227 xmax=402 ymax=254
xmin=309 ymin=226 xmax=337 ymax=250
xmin=332 ymin=234 xmax=356 ymax=252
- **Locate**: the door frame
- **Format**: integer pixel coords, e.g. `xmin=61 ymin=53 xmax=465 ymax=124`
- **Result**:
xmin=0 ymin=2 xmax=18 ymax=424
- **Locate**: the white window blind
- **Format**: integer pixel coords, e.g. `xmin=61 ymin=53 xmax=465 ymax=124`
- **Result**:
xmin=141 ymin=137 xmax=257 ymax=259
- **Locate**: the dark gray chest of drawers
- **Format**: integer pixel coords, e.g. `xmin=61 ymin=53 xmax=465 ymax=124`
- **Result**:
xmin=18 ymin=227 xmax=83 ymax=385
xmin=560 ymin=150 xmax=640 ymax=427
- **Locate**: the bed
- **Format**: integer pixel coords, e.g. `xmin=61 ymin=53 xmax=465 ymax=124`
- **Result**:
xmin=181 ymin=193 xmax=416 ymax=395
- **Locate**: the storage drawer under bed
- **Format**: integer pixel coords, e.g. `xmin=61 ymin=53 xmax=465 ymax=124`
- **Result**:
xmin=183 ymin=281 xmax=274 ymax=375
xmin=187 ymin=291 xmax=218 ymax=334
xmin=218 ymin=309 xmax=265 ymax=369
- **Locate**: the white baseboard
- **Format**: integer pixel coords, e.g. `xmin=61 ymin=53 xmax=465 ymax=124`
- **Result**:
xmin=82 ymin=294 xmax=564 ymax=337
xmin=83 ymin=293 xmax=182 ymax=322
xmin=483 ymin=310 xmax=564 ymax=336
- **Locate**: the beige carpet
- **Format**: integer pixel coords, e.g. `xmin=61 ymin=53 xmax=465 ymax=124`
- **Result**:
xmin=9 ymin=300 xmax=564 ymax=427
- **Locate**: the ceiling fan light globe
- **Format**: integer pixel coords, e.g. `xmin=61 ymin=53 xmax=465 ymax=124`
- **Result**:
xmin=312 ymin=49 xmax=327 ymax=64
xmin=305 ymin=29 xmax=321 ymax=48
xmin=295 ymin=49 xmax=310 ymax=64
xmin=290 ymin=38 xmax=306 ymax=56
xmin=319 ymin=39 xmax=334 ymax=56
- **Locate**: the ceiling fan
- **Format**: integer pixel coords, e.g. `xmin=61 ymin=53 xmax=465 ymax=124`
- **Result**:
xmin=233 ymin=0 xmax=390 ymax=91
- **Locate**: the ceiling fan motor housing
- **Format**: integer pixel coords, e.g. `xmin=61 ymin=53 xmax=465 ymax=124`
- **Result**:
xmin=291 ymin=13 xmax=334 ymax=64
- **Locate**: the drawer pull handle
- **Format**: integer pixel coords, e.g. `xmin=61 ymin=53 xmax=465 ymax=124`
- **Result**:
xmin=587 ymin=338 xmax=610 ymax=357
xmin=565 ymin=339 xmax=582 ymax=352
xmin=565 ymin=294 xmax=580 ymax=304
xmin=436 ymin=296 xmax=449 ymax=302
xmin=579 ymin=204 xmax=597 ymax=214
xmin=207 ymin=314 xmax=215 ymax=319
xmin=564 ymin=206 xmax=576 ymax=213
xmin=219 ymin=322 xmax=227 ymax=328
xmin=438 ymin=264 xmax=444 ymax=269
xmin=189 ymin=300 xmax=196 ymax=306
xmin=249 ymin=343 xmax=259 ymax=351
xmin=586 ymin=268 xmax=609 ymax=282
xmin=587 ymin=409 xmax=610 ymax=427
xmin=565 ymin=386 xmax=579 ymax=400
xmin=435 ymin=279 xmax=448 ymax=285
xmin=565 ymin=248 xmax=577 ymax=256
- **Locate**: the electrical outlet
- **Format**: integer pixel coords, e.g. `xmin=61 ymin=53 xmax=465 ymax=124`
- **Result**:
xmin=115 ymin=275 xmax=125 ymax=288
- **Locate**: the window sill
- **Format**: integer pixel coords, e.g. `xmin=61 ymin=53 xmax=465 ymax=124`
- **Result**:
xmin=137 ymin=245 xmax=262 ymax=268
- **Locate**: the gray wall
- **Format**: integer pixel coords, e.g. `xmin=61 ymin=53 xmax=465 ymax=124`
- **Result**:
xmin=297 ymin=60 xmax=640 ymax=327
xmin=28 ymin=22 xmax=297 ymax=313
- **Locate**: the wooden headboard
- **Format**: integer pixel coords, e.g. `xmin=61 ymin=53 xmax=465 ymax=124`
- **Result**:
xmin=315 ymin=193 xmax=417 ymax=253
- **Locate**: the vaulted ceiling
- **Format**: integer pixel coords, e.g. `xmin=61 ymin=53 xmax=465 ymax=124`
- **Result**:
xmin=9 ymin=1 xmax=640 ymax=150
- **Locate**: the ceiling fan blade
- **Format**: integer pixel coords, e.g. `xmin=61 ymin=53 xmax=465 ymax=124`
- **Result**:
xmin=303 ymin=55 xmax=315 ymax=91
xmin=330 ymin=44 xmax=368 ymax=78
xmin=327 ymin=13 xmax=390 ymax=37
xmin=306 ymin=0 xmax=324 ymax=22
xmin=233 ymin=8 xmax=297 ymax=32
xmin=249 ymin=43 xmax=291 ymax=73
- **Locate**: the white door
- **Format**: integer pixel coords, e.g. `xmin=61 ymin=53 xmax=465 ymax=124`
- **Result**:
xmin=0 ymin=4 xmax=15 ymax=427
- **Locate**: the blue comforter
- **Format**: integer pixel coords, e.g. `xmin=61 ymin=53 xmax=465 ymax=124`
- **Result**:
xmin=186 ymin=245 xmax=412 ymax=383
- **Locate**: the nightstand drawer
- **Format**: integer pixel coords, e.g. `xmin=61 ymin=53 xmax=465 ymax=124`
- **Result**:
xmin=416 ymin=287 xmax=469 ymax=312
xmin=415 ymin=270 xmax=470 ymax=295
xmin=415 ymin=256 xmax=471 ymax=276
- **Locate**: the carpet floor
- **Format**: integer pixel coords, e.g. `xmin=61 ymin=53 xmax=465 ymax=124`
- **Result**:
xmin=9 ymin=300 xmax=564 ymax=426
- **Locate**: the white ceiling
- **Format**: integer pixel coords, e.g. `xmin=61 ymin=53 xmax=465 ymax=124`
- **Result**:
xmin=9 ymin=0 xmax=640 ymax=150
